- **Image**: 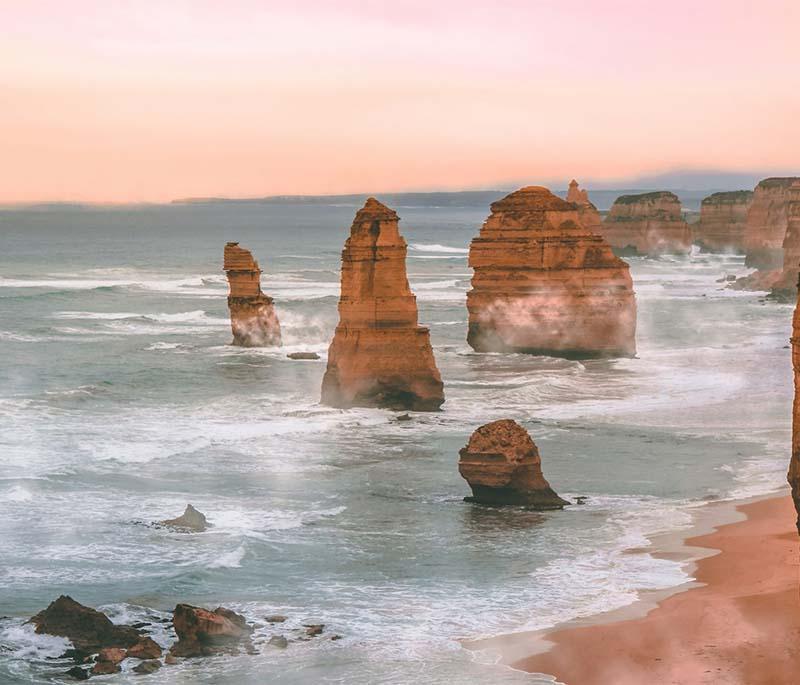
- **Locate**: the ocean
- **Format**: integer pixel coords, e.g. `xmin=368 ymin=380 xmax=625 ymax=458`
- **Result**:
xmin=0 ymin=199 xmax=792 ymax=683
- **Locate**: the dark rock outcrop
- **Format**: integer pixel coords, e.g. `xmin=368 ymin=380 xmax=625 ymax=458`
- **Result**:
xmin=602 ymin=191 xmax=692 ymax=256
xmin=466 ymin=186 xmax=636 ymax=357
xmin=170 ymin=604 xmax=253 ymax=657
xmin=458 ymin=419 xmax=569 ymax=508
xmin=126 ymin=636 xmax=162 ymax=660
xmin=321 ymin=198 xmax=444 ymax=410
xmin=29 ymin=596 xmax=141 ymax=652
xmin=223 ymin=242 xmax=282 ymax=347
xmin=157 ymin=504 xmax=209 ymax=532
xmin=287 ymin=352 xmax=320 ymax=360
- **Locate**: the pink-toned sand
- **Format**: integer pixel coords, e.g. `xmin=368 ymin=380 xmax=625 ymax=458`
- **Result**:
xmin=515 ymin=496 xmax=800 ymax=684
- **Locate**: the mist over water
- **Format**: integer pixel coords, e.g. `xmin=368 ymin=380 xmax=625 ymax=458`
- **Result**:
xmin=0 ymin=202 xmax=792 ymax=683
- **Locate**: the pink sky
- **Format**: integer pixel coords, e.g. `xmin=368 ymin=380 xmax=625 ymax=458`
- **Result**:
xmin=1 ymin=0 xmax=798 ymax=203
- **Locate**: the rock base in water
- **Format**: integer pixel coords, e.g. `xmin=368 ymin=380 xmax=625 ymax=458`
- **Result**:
xmin=157 ymin=504 xmax=209 ymax=532
xmin=170 ymin=604 xmax=254 ymax=657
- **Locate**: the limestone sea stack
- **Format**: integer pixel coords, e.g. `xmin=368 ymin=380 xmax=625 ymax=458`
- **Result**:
xmin=693 ymin=190 xmax=753 ymax=253
xmin=466 ymin=186 xmax=636 ymax=358
xmin=321 ymin=198 xmax=444 ymax=411
xmin=566 ymin=179 xmax=603 ymax=232
xmin=743 ymin=177 xmax=800 ymax=269
xmin=602 ymin=191 xmax=692 ymax=256
xmin=223 ymin=242 xmax=281 ymax=347
xmin=790 ymin=285 xmax=800 ymax=534
xmin=768 ymin=181 xmax=800 ymax=300
xmin=458 ymin=419 xmax=568 ymax=508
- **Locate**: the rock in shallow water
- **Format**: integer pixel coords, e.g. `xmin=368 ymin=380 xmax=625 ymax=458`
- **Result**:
xmin=170 ymin=604 xmax=254 ymax=657
xmin=287 ymin=352 xmax=320 ymax=360
xmin=126 ymin=636 xmax=162 ymax=660
xmin=133 ymin=659 xmax=162 ymax=675
xmin=157 ymin=504 xmax=209 ymax=532
xmin=65 ymin=666 xmax=90 ymax=681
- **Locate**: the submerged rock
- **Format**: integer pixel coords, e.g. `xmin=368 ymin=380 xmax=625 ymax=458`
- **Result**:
xmin=126 ymin=636 xmax=162 ymax=660
xmin=29 ymin=596 xmax=141 ymax=652
xmin=466 ymin=186 xmax=636 ymax=358
xmin=265 ymin=615 xmax=287 ymax=623
xmin=223 ymin=242 xmax=282 ymax=347
xmin=321 ymin=198 xmax=445 ymax=411
xmin=268 ymin=635 xmax=288 ymax=649
xmin=287 ymin=352 xmax=320 ymax=360
xmin=602 ymin=191 xmax=692 ymax=256
xmin=65 ymin=666 xmax=90 ymax=681
xmin=458 ymin=420 xmax=569 ymax=508
xmin=133 ymin=659 xmax=162 ymax=675
xmin=157 ymin=504 xmax=209 ymax=532
xmin=304 ymin=624 xmax=324 ymax=637
xmin=170 ymin=604 xmax=253 ymax=657
xmin=694 ymin=190 xmax=752 ymax=253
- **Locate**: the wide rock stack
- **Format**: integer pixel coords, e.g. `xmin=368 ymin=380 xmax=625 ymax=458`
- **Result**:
xmin=466 ymin=186 xmax=636 ymax=358
xmin=693 ymin=190 xmax=753 ymax=253
xmin=321 ymin=198 xmax=444 ymax=411
xmin=790 ymin=286 xmax=800 ymax=534
xmin=743 ymin=177 xmax=800 ymax=269
xmin=566 ymin=179 xmax=603 ymax=232
xmin=223 ymin=242 xmax=282 ymax=347
xmin=458 ymin=419 xmax=568 ymax=508
xmin=602 ymin=191 xmax=692 ymax=256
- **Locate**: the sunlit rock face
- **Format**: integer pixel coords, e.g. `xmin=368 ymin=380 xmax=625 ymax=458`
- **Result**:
xmin=223 ymin=242 xmax=282 ymax=347
xmin=768 ymin=182 xmax=800 ymax=300
xmin=466 ymin=186 xmax=636 ymax=358
xmin=566 ymin=179 xmax=603 ymax=232
xmin=694 ymin=190 xmax=753 ymax=253
xmin=743 ymin=177 xmax=800 ymax=269
xmin=601 ymin=191 xmax=692 ymax=256
xmin=790 ymin=286 xmax=800 ymax=534
xmin=321 ymin=198 xmax=444 ymax=411
xmin=458 ymin=419 xmax=569 ymax=508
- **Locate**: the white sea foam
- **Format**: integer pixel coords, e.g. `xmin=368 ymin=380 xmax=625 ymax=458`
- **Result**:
xmin=409 ymin=243 xmax=469 ymax=254
xmin=208 ymin=544 xmax=247 ymax=568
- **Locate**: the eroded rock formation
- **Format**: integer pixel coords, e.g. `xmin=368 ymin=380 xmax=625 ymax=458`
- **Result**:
xmin=768 ymin=181 xmax=800 ymax=300
xmin=602 ymin=191 xmax=692 ymax=256
xmin=170 ymin=604 xmax=254 ymax=657
xmin=458 ymin=419 xmax=568 ymax=508
xmin=790 ymin=287 xmax=800 ymax=534
xmin=567 ymin=179 xmax=603 ymax=232
xmin=321 ymin=198 xmax=444 ymax=410
xmin=466 ymin=186 xmax=636 ymax=357
xmin=743 ymin=178 xmax=800 ymax=269
xmin=157 ymin=504 xmax=209 ymax=532
xmin=693 ymin=190 xmax=753 ymax=253
xmin=223 ymin=242 xmax=281 ymax=347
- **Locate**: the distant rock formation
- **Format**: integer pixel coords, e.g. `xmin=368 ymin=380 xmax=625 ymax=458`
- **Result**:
xmin=223 ymin=242 xmax=281 ymax=347
xmin=693 ymin=190 xmax=753 ymax=253
xmin=566 ymin=179 xmax=603 ymax=232
xmin=602 ymin=191 xmax=692 ymax=256
xmin=466 ymin=186 xmax=636 ymax=358
xmin=458 ymin=419 xmax=568 ymax=508
xmin=157 ymin=504 xmax=209 ymax=532
xmin=790 ymin=288 xmax=800 ymax=534
xmin=170 ymin=604 xmax=254 ymax=657
xmin=321 ymin=198 xmax=444 ymax=410
xmin=743 ymin=178 xmax=800 ymax=269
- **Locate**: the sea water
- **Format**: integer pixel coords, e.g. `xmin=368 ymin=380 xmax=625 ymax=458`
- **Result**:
xmin=0 ymin=200 xmax=792 ymax=683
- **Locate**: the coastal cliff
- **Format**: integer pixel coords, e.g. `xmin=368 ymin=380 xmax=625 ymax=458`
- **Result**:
xmin=601 ymin=191 xmax=691 ymax=256
xmin=321 ymin=198 xmax=444 ymax=410
xmin=223 ymin=242 xmax=282 ymax=347
xmin=694 ymin=190 xmax=752 ymax=253
xmin=790 ymin=278 xmax=800 ymax=533
xmin=743 ymin=177 xmax=800 ymax=269
xmin=466 ymin=186 xmax=636 ymax=357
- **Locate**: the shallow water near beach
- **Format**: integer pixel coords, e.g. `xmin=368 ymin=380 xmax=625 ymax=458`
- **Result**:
xmin=0 ymin=201 xmax=792 ymax=683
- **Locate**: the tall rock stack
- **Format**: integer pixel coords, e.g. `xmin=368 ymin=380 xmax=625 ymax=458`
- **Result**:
xmin=743 ymin=177 xmax=800 ymax=269
xmin=693 ymin=190 xmax=753 ymax=253
xmin=566 ymin=179 xmax=603 ymax=232
xmin=466 ymin=186 xmax=636 ymax=358
xmin=790 ymin=285 xmax=800 ymax=534
xmin=601 ymin=191 xmax=692 ymax=256
xmin=321 ymin=198 xmax=444 ymax=411
xmin=769 ymin=181 xmax=800 ymax=300
xmin=223 ymin=242 xmax=282 ymax=347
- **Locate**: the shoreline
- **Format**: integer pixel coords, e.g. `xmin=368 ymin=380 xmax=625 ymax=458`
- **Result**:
xmin=465 ymin=490 xmax=800 ymax=684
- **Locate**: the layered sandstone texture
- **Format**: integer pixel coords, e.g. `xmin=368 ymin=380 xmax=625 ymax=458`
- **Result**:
xmin=693 ymin=190 xmax=753 ymax=253
xmin=566 ymin=179 xmax=603 ymax=232
xmin=321 ymin=198 xmax=444 ymax=411
xmin=458 ymin=419 xmax=568 ymax=508
xmin=602 ymin=191 xmax=692 ymax=256
xmin=790 ymin=290 xmax=800 ymax=534
xmin=466 ymin=186 xmax=636 ymax=358
xmin=769 ymin=181 xmax=800 ymax=299
xmin=743 ymin=177 xmax=800 ymax=269
xmin=223 ymin=242 xmax=281 ymax=347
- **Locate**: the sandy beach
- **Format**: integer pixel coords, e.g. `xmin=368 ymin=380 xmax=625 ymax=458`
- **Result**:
xmin=492 ymin=495 xmax=800 ymax=684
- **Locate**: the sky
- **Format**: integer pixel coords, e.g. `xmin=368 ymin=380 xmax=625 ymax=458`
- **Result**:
xmin=1 ymin=0 xmax=798 ymax=203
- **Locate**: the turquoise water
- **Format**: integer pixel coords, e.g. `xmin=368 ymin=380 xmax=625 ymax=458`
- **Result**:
xmin=0 ymin=201 xmax=792 ymax=683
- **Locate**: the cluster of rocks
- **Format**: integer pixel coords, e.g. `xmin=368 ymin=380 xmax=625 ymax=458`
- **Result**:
xmin=29 ymin=596 xmax=337 ymax=681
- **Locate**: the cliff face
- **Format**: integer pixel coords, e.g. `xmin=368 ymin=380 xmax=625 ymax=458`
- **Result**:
xmin=768 ymin=182 xmax=800 ymax=299
xmin=458 ymin=419 xmax=568 ymax=508
xmin=321 ymin=198 xmax=444 ymax=411
xmin=743 ymin=177 xmax=800 ymax=269
xmin=566 ymin=179 xmax=603 ymax=232
xmin=602 ymin=191 xmax=692 ymax=256
xmin=223 ymin=242 xmax=282 ymax=347
xmin=466 ymin=186 xmax=636 ymax=358
xmin=694 ymin=190 xmax=753 ymax=253
xmin=790 ymin=287 xmax=800 ymax=534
